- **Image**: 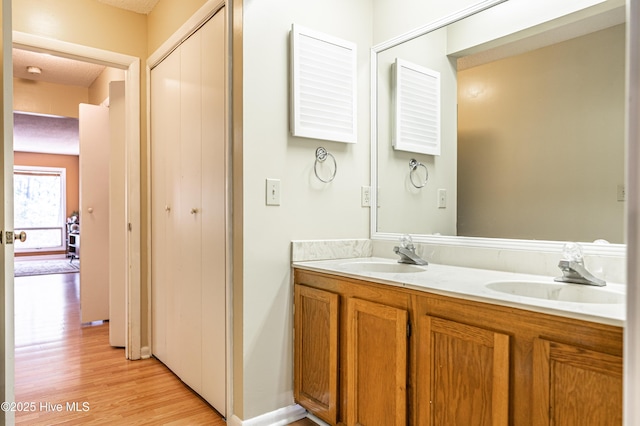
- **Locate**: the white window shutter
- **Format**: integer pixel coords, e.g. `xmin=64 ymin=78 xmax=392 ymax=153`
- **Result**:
xmin=392 ymin=58 xmax=441 ymax=155
xmin=290 ymin=24 xmax=357 ymax=143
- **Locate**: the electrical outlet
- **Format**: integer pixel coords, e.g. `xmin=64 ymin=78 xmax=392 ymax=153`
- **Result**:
xmin=266 ymin=179 xmax=281 ymax=206
xmin=361 ymin=186 xmax=371 ymax=207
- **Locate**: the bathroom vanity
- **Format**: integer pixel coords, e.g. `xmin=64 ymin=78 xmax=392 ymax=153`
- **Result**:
xmin=292 ymin=258 xmax=623 ymax=425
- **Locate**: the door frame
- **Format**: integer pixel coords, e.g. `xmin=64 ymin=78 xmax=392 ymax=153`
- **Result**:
xmin=12 ymin=31 xmax=142 ymax=360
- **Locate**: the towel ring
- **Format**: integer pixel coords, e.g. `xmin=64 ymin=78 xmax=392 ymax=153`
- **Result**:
xmin=409 ymin=159 xmax=428 ymax=188
xmin=314 ymin=147 xmax=337 ymax=183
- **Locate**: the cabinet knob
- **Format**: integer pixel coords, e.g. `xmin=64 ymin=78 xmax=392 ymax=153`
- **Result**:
xmin=165 ymin=205 xmax=171 ymax=212
xmin=87 ymin=207 xmax=94 ymax=214
xmin=190 ymin=208 xmax=199 ymax=214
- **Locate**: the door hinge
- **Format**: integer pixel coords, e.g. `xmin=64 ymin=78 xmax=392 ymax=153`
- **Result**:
xmin=407 ymin=321 xmax=412 ymax=338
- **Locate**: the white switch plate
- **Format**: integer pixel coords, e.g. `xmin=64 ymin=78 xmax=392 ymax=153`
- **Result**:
xmin=437 ymin=188 xmax=447 ymax=208
xmin=266 ymin=179 xmax=281 ymax=206
xmin=361 ymin=186 xmax=371 ymax=207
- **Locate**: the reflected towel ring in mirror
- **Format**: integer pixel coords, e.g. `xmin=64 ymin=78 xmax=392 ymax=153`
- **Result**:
xmin=409 ymin=159 xmax=428 ymax=188
xmin=314 ymin=147 xmax=337 ymax=183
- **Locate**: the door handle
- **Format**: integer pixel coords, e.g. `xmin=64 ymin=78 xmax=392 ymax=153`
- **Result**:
xmin=2 ymin=231 xmax=27 ymax=244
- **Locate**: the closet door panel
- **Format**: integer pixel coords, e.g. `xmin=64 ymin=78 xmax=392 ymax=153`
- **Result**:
xmin=151 ymin=46 xmax=182 ymax=369
xmin=179 ymin=29 xmax=204 ymax=393
xmin=79 ymin=104 xmax=110 ymax=323
xmin=200 ymin=9 xmax=227 ymax=415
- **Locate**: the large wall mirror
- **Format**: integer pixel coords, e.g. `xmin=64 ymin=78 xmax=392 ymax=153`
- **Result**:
xmin=371 ymin=0 xmax=626 ymax=255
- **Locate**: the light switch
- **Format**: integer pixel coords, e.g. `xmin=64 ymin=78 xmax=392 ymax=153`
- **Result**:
xmin=437 ymin=189 xmax=447 ymax=208
xmin=266 ymin=179 xmax=281 ymax=206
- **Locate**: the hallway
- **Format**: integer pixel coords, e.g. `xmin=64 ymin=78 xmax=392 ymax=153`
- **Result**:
xmin=14 ymin=272 xmax=226 ymax=425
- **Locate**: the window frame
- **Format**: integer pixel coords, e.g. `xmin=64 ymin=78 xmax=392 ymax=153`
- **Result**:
xmin=13 ymin=165 xmax=67 ymax=253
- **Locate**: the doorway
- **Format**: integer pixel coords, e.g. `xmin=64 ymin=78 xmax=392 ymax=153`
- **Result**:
xmin=10 ymin=31 xmax=142 ymax=359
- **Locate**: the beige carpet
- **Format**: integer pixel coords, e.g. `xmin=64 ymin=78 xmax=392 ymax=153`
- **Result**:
xmin=14 ymin=259 xmax=80 ymax=277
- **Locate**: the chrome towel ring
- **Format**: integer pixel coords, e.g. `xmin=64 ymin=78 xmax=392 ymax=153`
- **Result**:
xmin=409 ymin=158 xmax=428 ymax=188
xmin=314 ymin=147 xmax=337 ymax=183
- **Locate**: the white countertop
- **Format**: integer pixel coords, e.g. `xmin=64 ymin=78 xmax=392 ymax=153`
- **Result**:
xmin=293 ymin=257 xmax=625 ymax=327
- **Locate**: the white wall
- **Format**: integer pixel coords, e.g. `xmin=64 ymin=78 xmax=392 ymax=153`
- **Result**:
xmin=372 ymin=0 xmax=480 ymax=44
xmin=242 ymin=0 xmax=372 ymax=418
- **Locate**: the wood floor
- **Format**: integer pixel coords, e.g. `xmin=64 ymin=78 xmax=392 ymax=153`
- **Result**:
xmin=14 ymin=272 xmax=226 ymax=425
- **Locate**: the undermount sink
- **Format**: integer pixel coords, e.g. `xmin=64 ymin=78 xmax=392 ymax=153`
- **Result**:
xmin=339 ymin=261 xmax=427 ymax=274
xmin=485 ymin=280 xmax=624 ymax=304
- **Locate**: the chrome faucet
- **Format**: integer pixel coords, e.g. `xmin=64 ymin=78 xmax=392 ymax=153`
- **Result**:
xmin=393 ymin=234 xmax=428 ymax=265
xmin=554 ymin=242 xmax=606 ymax=287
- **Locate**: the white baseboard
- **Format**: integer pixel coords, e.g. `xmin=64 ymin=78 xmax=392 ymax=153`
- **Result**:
xmin=228 ymin=404 xmax=307 ymax=426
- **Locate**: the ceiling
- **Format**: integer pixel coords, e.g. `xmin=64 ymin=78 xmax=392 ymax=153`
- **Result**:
xmin=13 ymin=48 xmax=107 ymax=88
xmin=97 ymin=0 xmax=160 ymax=15
xmin=14 ymin=113 xmax=80 ymax=156
xmin=13 ymin=0 xmax=159 ymax=155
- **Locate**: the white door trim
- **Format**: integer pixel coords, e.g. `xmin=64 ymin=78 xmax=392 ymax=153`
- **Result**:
xmin=12 ymin=31 xmax=142 ymax=360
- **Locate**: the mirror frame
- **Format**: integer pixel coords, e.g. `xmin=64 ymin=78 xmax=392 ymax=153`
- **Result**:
xmin=369 ymin=0 xmax=626 ymax=258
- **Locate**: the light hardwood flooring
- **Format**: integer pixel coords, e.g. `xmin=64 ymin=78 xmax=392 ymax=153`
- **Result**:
xmin=14 ymin=272 xmax=226 ymax=425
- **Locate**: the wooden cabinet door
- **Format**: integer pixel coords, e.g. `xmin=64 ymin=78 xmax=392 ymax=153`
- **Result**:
xmin=346 ymin=297 xmax=408 ymax=426
xmin=417 ymin=316 xmax=509 ymax=426
xmin=294 ymin=285 xmax=339 ymax=424
xmin=532 ymin=338 xmax=622 ymax=426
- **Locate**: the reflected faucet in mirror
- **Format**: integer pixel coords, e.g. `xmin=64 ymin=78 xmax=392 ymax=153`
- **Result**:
xmin=554 ymin=243 xmax=606 ymax=287
xmin=393 ymin=234 xmax=428 ymax=265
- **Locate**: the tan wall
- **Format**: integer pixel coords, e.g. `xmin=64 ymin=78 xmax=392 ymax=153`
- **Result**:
xmin=88 ymin=67 xmax=126 ymax=106
xmin=457 ymin=24 xmax=625 ymax=243
xmin=13 ymin=0 xmax=147 ymax=58
xmin=147 ymin=0 xmax=207 ymax=56
xmin=13 ymin=78 xmax=88 ymax=117
xmin=14 ymin=66 xmax=123 ymax=118
xmin=13 ymin=151 xmax=79 ymax=256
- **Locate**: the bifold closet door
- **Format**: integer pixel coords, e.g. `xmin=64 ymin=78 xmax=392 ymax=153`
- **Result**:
xmin=150 ymin=7 xmax=227 ymax=417
xmin=151 ymin=45 xmax=182 ymax=371
xmin=199 ymin=9 xmax=227 ymax=411
xmin=179 ymin=24 xmax=204 ymax=393
xmin=79 ymin=104 xmax=110 ymax=324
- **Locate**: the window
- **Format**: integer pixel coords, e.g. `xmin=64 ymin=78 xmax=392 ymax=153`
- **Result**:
xmin=14 ymin=166 xmax=67 ymax=251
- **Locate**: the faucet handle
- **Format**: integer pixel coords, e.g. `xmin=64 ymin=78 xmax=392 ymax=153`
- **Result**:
xmin=561 ymin=242 xmax=584 ymax=263
xmin=400 ymin=234 xmax=414 ymax=250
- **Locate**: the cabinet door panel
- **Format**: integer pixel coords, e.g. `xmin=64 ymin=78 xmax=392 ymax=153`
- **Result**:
xmin=346 ymin=298 xmax=408 ymax=426
xmin=294 ymin=285 xmax=339 ymax=424
xmin=417 ymin=316 xmax=509 ymax=426
xmin=532 ymin=338 xmax=622 ymax=426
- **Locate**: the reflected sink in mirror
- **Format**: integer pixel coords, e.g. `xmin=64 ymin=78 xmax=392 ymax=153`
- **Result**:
xmin=486 ymin=281 xmax=624 ymax=304
xmin=339 ymin=261 xmax=427 ymax=274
